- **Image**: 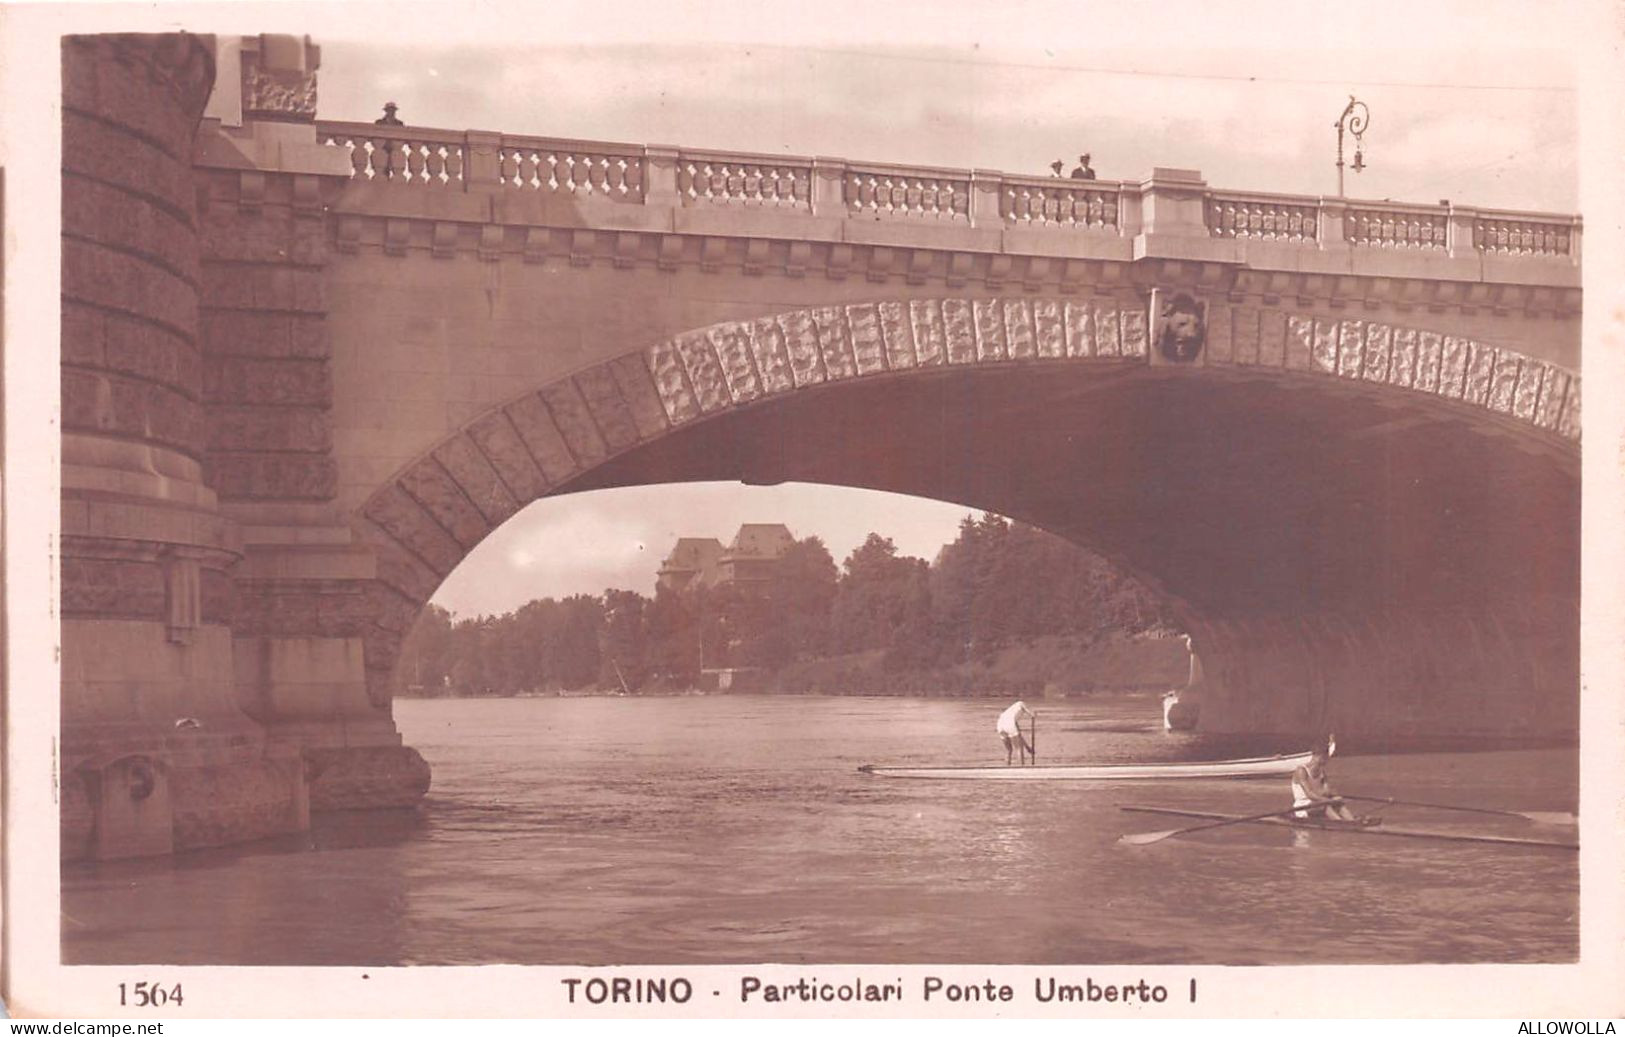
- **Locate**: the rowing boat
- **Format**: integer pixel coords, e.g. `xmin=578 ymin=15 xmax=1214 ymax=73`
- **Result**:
xmin=1119 ymin=805 xmax=1578 ymax=850
xmin=857 ymin=750 xmax=1314 ymax=781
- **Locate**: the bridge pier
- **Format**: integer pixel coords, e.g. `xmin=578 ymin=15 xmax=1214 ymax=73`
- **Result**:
xmin=61 ymin=33 xmax=428 ymax=861
xmin=1184 ymin=600 xmax=1577 ymax=744
xmin=61 ymin=34 xmax=315 ymax=860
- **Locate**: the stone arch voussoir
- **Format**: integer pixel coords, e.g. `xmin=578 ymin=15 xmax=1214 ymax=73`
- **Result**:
xmin=347 ymin=295 xmax=1582 ymax=701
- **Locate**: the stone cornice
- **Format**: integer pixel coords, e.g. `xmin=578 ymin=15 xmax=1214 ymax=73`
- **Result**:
xmin=317 ymin=210 xmax=1583 ymax=319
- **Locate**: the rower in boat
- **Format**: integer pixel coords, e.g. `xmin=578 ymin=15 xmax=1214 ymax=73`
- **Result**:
xmin=1290 ymin=741 xmax=1368 ymax=824
xmin=996 ymin=700 xmax=1036 ymax=766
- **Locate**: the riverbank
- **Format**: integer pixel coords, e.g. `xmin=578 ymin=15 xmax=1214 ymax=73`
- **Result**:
xmin=760 ymin=634 xmax=1187 ymax=698
xmin=397 ymin=634 xmax=1188 ymax=700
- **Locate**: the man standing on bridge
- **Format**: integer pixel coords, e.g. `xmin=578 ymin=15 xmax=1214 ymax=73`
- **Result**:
xmin=997 ymin=700 xmax=1036 ymax=765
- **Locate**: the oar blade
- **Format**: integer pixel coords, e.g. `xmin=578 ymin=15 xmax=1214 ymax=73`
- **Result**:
xmin=1523 ymin=811 xmax=1577 ymax=826
xmin=1119 ymin=828 xmax=1180 ymax=846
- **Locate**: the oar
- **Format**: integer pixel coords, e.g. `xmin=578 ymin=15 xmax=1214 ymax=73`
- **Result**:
xmin=1120 ymin=800 xmax=1342 ymax=846
xmin=1030 ymin=711 xmax=1038 ymax=765
xmin=1341 ymin=794 xmax=1573 ymax=826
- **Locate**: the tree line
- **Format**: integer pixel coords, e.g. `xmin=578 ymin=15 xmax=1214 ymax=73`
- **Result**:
xmin=399 ymin=513 xmax=1173 ymax=697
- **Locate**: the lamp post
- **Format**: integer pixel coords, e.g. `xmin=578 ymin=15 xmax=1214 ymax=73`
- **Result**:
xmin=1333 ymin=95 xmax=1369 ymax=197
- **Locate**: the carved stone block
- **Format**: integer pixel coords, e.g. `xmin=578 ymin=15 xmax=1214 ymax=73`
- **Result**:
xmin=432 ymin=434 xmax=520 ymax=526
xmin=942 ymin=299 xmax=977 ymax=364
xmin=779 ymin=309 xmax=825 ymax=386
xmin=1096 ymin=307 xmax=1121 ymax=357
xmin=1438 ymin=336 xmax=1470 ymax=399
xmin=1389 ymin=328 xmax=1418 ymax=389
xmin=973 ymin=298 xmax=1007 ymax=361
xmin=399 ymin=458 xmax=489 ymax=550
xmin=910 ymin=300 xmax=946 ymax=366
xmin=1120 ymin=306 xmax=1149 ymax=359
xmin=607 ymin=355 xmax=672 ymax=439
xmin=746 ymin=317 xmax=796 ymax=394
xmin=878 ymin=301 xmax=917 ymax=369
xmin=575 ymin=364 xmax=643 ymax=452
xmin=1004 ymin=299 xmax=1037 ymax=360
xmin=504 ymin=393 xmax=579 ymax=483
xmin=1311 ymin=320 xmax=1338 ymax=374
xmin=1557 ymin=377 xmax=1581 ymax=439
xmin=464 ymin=410 xmax=550 ymax=501
xmin=846 ymin=304 xmax=888 ymax=375
xmin=1033 ymin=299 xmax=1065 ymax=359
xmin=1535 ymin=367 xmax=1568 ymax=430
xmin=1064 ymin=300 xmax=1094 ymax=357
xmin=355 ymin=521 xmax=441 ymax=603
xmin=1362 ymin=323 xmax=1392 ymax=383
xmin=707 ymin=322 xmax=763 ymax=402
xmin=1462 ymin=341 xmax=1495 ymax=406
xmin=1414 ymin=332 xmax=1443 ymax=393
xmin=675 ymin=331 xmax=732 ymax=412
xmin=361 ymin=485 xmax=463 ymax=575
xmin=812 ymin=306 xmax=857 ymax=380
xmin=540 ymin=380 xmax=609 ymax=466
xmin=1337 ymin=320 xmax=1364 ymax=378
xmin=647 ymin=339 xmax=700 ymax=425
xmin=1490 ymin=351 xmax=1523 ymax=415
xmin=1511 ymin=357 xmax=1543 ymax=421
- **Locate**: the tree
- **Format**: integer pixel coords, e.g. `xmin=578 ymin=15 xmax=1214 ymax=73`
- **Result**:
xmin=645 ymin=584 xmax=699 ymax=680
xmin=555 ymin=594 xmax=604 ymax=689
xmin=768 ymin=535 xmax=838 ymax=663
xmin=400 ymin=604 xmax=454 ymax=694
xmin=832 ymin=533 xmax=930 ymax=654
xmin=600 ymin=588 xmax=649 ymax=690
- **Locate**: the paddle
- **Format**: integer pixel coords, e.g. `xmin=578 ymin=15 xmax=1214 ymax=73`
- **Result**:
xmin=1341 ymin=794 xmax=1574 ymax=826
xmin=1120 ymin=799 xmax=1344 ymax=846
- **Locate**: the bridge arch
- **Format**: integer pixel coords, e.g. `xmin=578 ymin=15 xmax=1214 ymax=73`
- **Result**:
xmin=348 ymin=295 xmax=1579 ymax=740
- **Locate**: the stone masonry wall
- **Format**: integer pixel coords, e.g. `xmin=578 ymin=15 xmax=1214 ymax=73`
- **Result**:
xmin=61 ymin=34 xmax=311 ymax=860
xmin=197 ymin=172 xmax=338 ymax=501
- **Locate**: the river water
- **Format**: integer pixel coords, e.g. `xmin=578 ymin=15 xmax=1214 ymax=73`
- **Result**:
xmin=62 ymin=694 xmax=1577 ymax=965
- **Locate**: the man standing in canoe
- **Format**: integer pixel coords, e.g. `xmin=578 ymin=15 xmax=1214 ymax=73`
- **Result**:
xmin=1290 ymin=741 xmax=1362 ymax=822
xmin=997 ymin=700 xmax=1036 ymax=765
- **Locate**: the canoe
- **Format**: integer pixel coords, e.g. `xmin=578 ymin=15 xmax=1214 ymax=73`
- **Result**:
xmin=857 ymin=750 xmax=1313 ymax=781
xmin=1119 ymin=805 xmax=1578 ymax=850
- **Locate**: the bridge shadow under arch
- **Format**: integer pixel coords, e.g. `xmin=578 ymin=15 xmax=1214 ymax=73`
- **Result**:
xmin=353 ymin=300 xmax=1578 ymax=740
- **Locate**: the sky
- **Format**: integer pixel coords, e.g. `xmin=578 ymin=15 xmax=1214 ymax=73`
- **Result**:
xmin=292 ymin=0 xmax=1583 ymax=617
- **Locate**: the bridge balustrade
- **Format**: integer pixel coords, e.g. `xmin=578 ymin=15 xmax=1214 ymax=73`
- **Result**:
xmin=316 ymin=121 xmax=1581 ymax=263
xmin=678 ymin=151 xmax=811 ymax=208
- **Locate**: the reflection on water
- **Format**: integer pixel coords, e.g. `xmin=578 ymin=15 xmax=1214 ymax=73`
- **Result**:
xmin=62 ymin=695 xmax=1578 ymax=965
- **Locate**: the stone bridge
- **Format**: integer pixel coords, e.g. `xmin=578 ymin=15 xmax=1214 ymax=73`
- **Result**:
xmin=61 ymin=33 xmax=1580 ymax=859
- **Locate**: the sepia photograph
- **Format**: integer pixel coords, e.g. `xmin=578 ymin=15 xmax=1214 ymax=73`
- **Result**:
xmin=4 ymin=0 xmax=1623 ymax=1020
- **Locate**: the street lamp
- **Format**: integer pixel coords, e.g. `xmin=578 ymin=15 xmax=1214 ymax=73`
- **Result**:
xmin=1334 ymin=95 xmax=1369 ymax=197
